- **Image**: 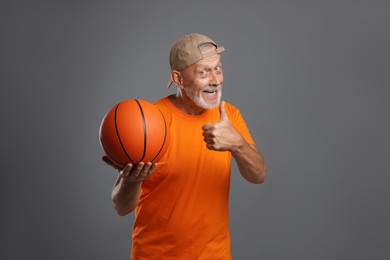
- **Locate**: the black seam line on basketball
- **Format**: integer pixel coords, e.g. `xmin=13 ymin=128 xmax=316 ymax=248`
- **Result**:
xmin=150 ymin=108 xmax=167 ymax=163
xmin=135 ymin=100 xmax=147 ymax=163
xmin=106 ymin=154 xmax=124 ymax=169
xmin=114 ymin=102 xmax=135 ymax=165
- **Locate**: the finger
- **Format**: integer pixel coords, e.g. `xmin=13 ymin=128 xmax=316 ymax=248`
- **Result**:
xmin=121 ymin=163 xmax=133 ymax=177
xmin=145 ymin=163 xmax=158 ymax=177
xmin=137 ymin=163 xmax=158 ymax=181
xmin=204 ymin=137 xmax=215 ymax=144
xmin=206 ymin=143 xmax=215 ymax=150
xmin=149 ymin=163 xmax=157 ymax=173
xmin=133 ymin=162 xmax=145 ymax=177
xmin=202 ymin=123 xmax=214 ymax=131
xmin=219 ymin=101 xmax=228 ymax=122
xmin=202 ymin=131 xmax=214 ymax=138
xmin=140 ymin=162 xmax=152 ymax=176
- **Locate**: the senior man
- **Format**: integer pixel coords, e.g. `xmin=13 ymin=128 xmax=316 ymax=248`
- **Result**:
xmin=103 ymin=33 xmax=266 ymax=259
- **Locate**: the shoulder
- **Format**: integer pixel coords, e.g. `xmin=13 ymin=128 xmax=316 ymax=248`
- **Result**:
xmin=154 ymin=96 xmax=168 ymax=106
xmin=223 ymin=101 xmax=242 ymax=117
xmin=222 ymin=101 xmax=251 ymax=129
xmin=154 ymin=96 xmax=173 ymax=121
xmin=223 ymin=101 xmax=238 ymax=111
xmin=154 ymin=96 xmax=170 ymax=111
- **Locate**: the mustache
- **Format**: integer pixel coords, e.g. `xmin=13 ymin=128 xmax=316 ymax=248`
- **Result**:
xmin=201 ymin=85 xmax=222 ymax=92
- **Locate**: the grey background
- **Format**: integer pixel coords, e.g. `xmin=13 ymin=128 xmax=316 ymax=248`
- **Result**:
xmin=1 ymin=1 xmax=389 ymax=259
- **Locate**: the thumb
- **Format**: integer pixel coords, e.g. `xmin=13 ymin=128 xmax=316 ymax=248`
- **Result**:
xmin=219 ymin=101 xmax=229 ymax=122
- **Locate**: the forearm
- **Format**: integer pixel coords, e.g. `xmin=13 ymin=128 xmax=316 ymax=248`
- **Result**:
xmin=232 ymin=142 xmax=266 ymax=184
xmin=111 ymin=177 xmax=142 ymax=216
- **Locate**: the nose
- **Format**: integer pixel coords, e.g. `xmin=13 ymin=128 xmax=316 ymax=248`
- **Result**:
xmin=209 ymin=71 xmax=222 ymax=86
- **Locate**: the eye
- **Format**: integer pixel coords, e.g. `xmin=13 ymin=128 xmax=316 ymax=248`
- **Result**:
xmin=199 ymin=70 xmax=207 ymax=77
xmin=214 ymin=66 xmax=222 ymax=73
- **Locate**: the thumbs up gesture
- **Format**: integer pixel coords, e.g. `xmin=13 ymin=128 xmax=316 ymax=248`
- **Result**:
xmin=202 ymin=101 xmax=245 ymax=152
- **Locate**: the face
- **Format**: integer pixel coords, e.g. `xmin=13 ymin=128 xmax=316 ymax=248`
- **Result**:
xmin=180 ymin=54 xmax=224 ymax=110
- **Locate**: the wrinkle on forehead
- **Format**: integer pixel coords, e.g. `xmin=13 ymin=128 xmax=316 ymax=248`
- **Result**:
xmin=194 ymin=55 xmax=222 ymax=68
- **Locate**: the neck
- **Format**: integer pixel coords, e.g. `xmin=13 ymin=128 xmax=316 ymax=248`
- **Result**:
xmin=168 ymin=93 xmax=205 ymax=115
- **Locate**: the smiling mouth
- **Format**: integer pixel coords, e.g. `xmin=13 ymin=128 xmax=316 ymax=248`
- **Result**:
xmin=203 ymin=89 xmax=218 ymax=94
xmin=202 ymin=86 xmax=221 ymax=94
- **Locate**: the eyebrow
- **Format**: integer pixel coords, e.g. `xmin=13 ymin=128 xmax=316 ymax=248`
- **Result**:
xmin=196 ymin=62 xmax=222 ymax=70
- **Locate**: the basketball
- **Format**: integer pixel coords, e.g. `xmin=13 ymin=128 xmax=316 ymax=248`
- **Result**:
xmin=99 ymin=99 xmax=169 ymax=168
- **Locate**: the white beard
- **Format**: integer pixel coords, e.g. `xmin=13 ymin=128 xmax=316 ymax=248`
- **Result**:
xmin=184 ymin=85 xmax=222 ymax=109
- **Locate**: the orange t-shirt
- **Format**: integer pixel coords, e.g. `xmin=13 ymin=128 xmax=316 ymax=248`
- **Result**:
xmin=131 ymin=96 xmax=254 ymax=259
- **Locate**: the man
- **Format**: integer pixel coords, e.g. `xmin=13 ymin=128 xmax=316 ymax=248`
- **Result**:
xmin=103 ymin=33 xmax=266 ymax=259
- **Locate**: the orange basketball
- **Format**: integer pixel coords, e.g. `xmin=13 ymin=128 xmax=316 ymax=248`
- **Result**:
xmin=99 ymin=99 xmax=169 ymax=168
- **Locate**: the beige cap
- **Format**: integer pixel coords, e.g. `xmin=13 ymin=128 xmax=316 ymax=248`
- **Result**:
xmin=167 ymin=33 xmax=225 ymax=88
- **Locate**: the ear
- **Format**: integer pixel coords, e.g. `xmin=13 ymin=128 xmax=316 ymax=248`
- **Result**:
xmin=171 ymin=70 xmax=184 ymax=89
